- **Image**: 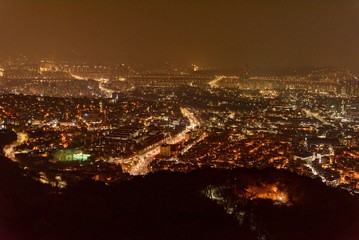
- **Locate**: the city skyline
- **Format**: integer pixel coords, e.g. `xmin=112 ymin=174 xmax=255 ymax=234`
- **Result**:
xmin=1 ymin=62 xmax=359 ymax=239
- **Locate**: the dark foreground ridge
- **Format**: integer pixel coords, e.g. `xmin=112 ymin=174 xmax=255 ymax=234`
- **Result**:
xmin=0 ymin=153 xmax=358 ymax=240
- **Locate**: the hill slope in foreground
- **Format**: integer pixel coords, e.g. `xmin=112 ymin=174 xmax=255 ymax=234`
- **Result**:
xmin=0 ymin=154 xmax=358 ymax=240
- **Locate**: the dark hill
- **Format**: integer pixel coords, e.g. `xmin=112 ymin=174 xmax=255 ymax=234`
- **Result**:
xmin=0 ymin=153 xmax=358 ymax=240
xmin=0 ymin=129 xmax=17 ymax=150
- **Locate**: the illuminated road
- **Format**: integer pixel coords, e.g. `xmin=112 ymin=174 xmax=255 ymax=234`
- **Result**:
xmin=108 ymin=107 xmax=200 ymax=175
xmin=303 ymin=108 xmax=335 ymax=127
xmin=180 ymin=131 xmax=208 ymax=154
xmin=70 ymin=73 xmax=86 ymax=80
xmin=3 ymin=144 xmax=16 ymax=160
xmin=96 ymin=78 xmax=114 ymax=97
xmin=305 ymin=163 xmax=326 ymax=183
xmin=3 ymin=132 xmax=28 ymax=161
xmin=70 ymin=73 xmax=114 ymax=97
xmin=208 ymin=76 xmax=226 ymax=88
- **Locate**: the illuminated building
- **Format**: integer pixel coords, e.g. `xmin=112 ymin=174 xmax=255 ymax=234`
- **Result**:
xmin=53 ymin=149 xmax=91 ymax=162
xmin=160 ymin=144 xmax=171 ymax=157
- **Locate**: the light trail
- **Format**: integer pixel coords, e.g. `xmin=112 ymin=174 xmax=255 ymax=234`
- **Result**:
xmin=96 ymin=78 xmax=114 ymax=97
xmin=70 ymin=73 xmax=114 ymax=97
xmin=305 ymin=163 xmax=326 ymax=183
xmin=303 ymin=108 xmax=335 ymax=127
xmin=4 ymin=144 xmax=16 ymax=160
xmin=180 ymin=131 xmax=208 ymax=154
xmin=208 ymin=76 xmax=226 ymax=88
xmin=70 ymin=74 xmax=86 ymax=80
xmin=108 ymin=107 xmax=200 ymax=175
xmin=3 ymin=132 xmax=28 ymax=161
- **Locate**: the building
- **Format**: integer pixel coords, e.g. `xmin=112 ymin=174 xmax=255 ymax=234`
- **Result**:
xmin=160 ymin=144 xmax=171 ymax=157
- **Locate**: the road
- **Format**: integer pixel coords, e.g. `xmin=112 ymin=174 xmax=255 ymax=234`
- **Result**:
xmin=208 ymin=76 xmax=226 ymax=88
xmin=97 ymin=78 xmax=114 ymax=97
xmin=180 ymin=131 xmax=208 ymax=154
xmin=3 ymin=132 xmax=28 ymax=161
xmin=109 ymin=107 xmax=200 ymax=175
xmin=303 ymin=108 xmax=335 ymax=127
xmin=70 ymin=73 xmax=114 ymax=97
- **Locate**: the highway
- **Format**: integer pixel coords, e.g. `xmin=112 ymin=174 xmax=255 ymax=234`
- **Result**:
xmin=109 ymin=107 xmax=200 ymax=175
xmin=208 ymin=76 xmax=226 ymax=88
xmin=97 ymin=78 xmax=114 ymax=97
xmin=70 ymin=73 xmax=114 ymax=97
xmin=303 ymin=108 xmax=335 ymax=127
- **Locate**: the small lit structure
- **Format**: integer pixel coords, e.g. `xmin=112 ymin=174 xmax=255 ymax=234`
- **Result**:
xmin=53 ymin=149 xmax=91 ymax=162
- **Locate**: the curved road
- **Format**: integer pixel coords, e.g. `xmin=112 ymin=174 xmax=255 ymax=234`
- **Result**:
xmin=109 ymin=107 xmax=200 ymax=175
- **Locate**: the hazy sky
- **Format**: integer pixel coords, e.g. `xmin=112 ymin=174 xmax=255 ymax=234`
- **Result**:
xmin=0 ymin=0 xmax=358 ymax=70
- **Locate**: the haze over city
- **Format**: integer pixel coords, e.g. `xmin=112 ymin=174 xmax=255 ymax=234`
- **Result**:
xmin=0 ymin=0 xmax=359 ymax=70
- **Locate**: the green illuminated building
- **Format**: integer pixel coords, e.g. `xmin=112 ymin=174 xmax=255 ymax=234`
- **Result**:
xmin=53 ymin=149 xmax=91 ymax=162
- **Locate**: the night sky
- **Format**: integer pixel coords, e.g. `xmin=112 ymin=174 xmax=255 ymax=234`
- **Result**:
xmin=0 ymin=0 xmax=358 ymax=70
